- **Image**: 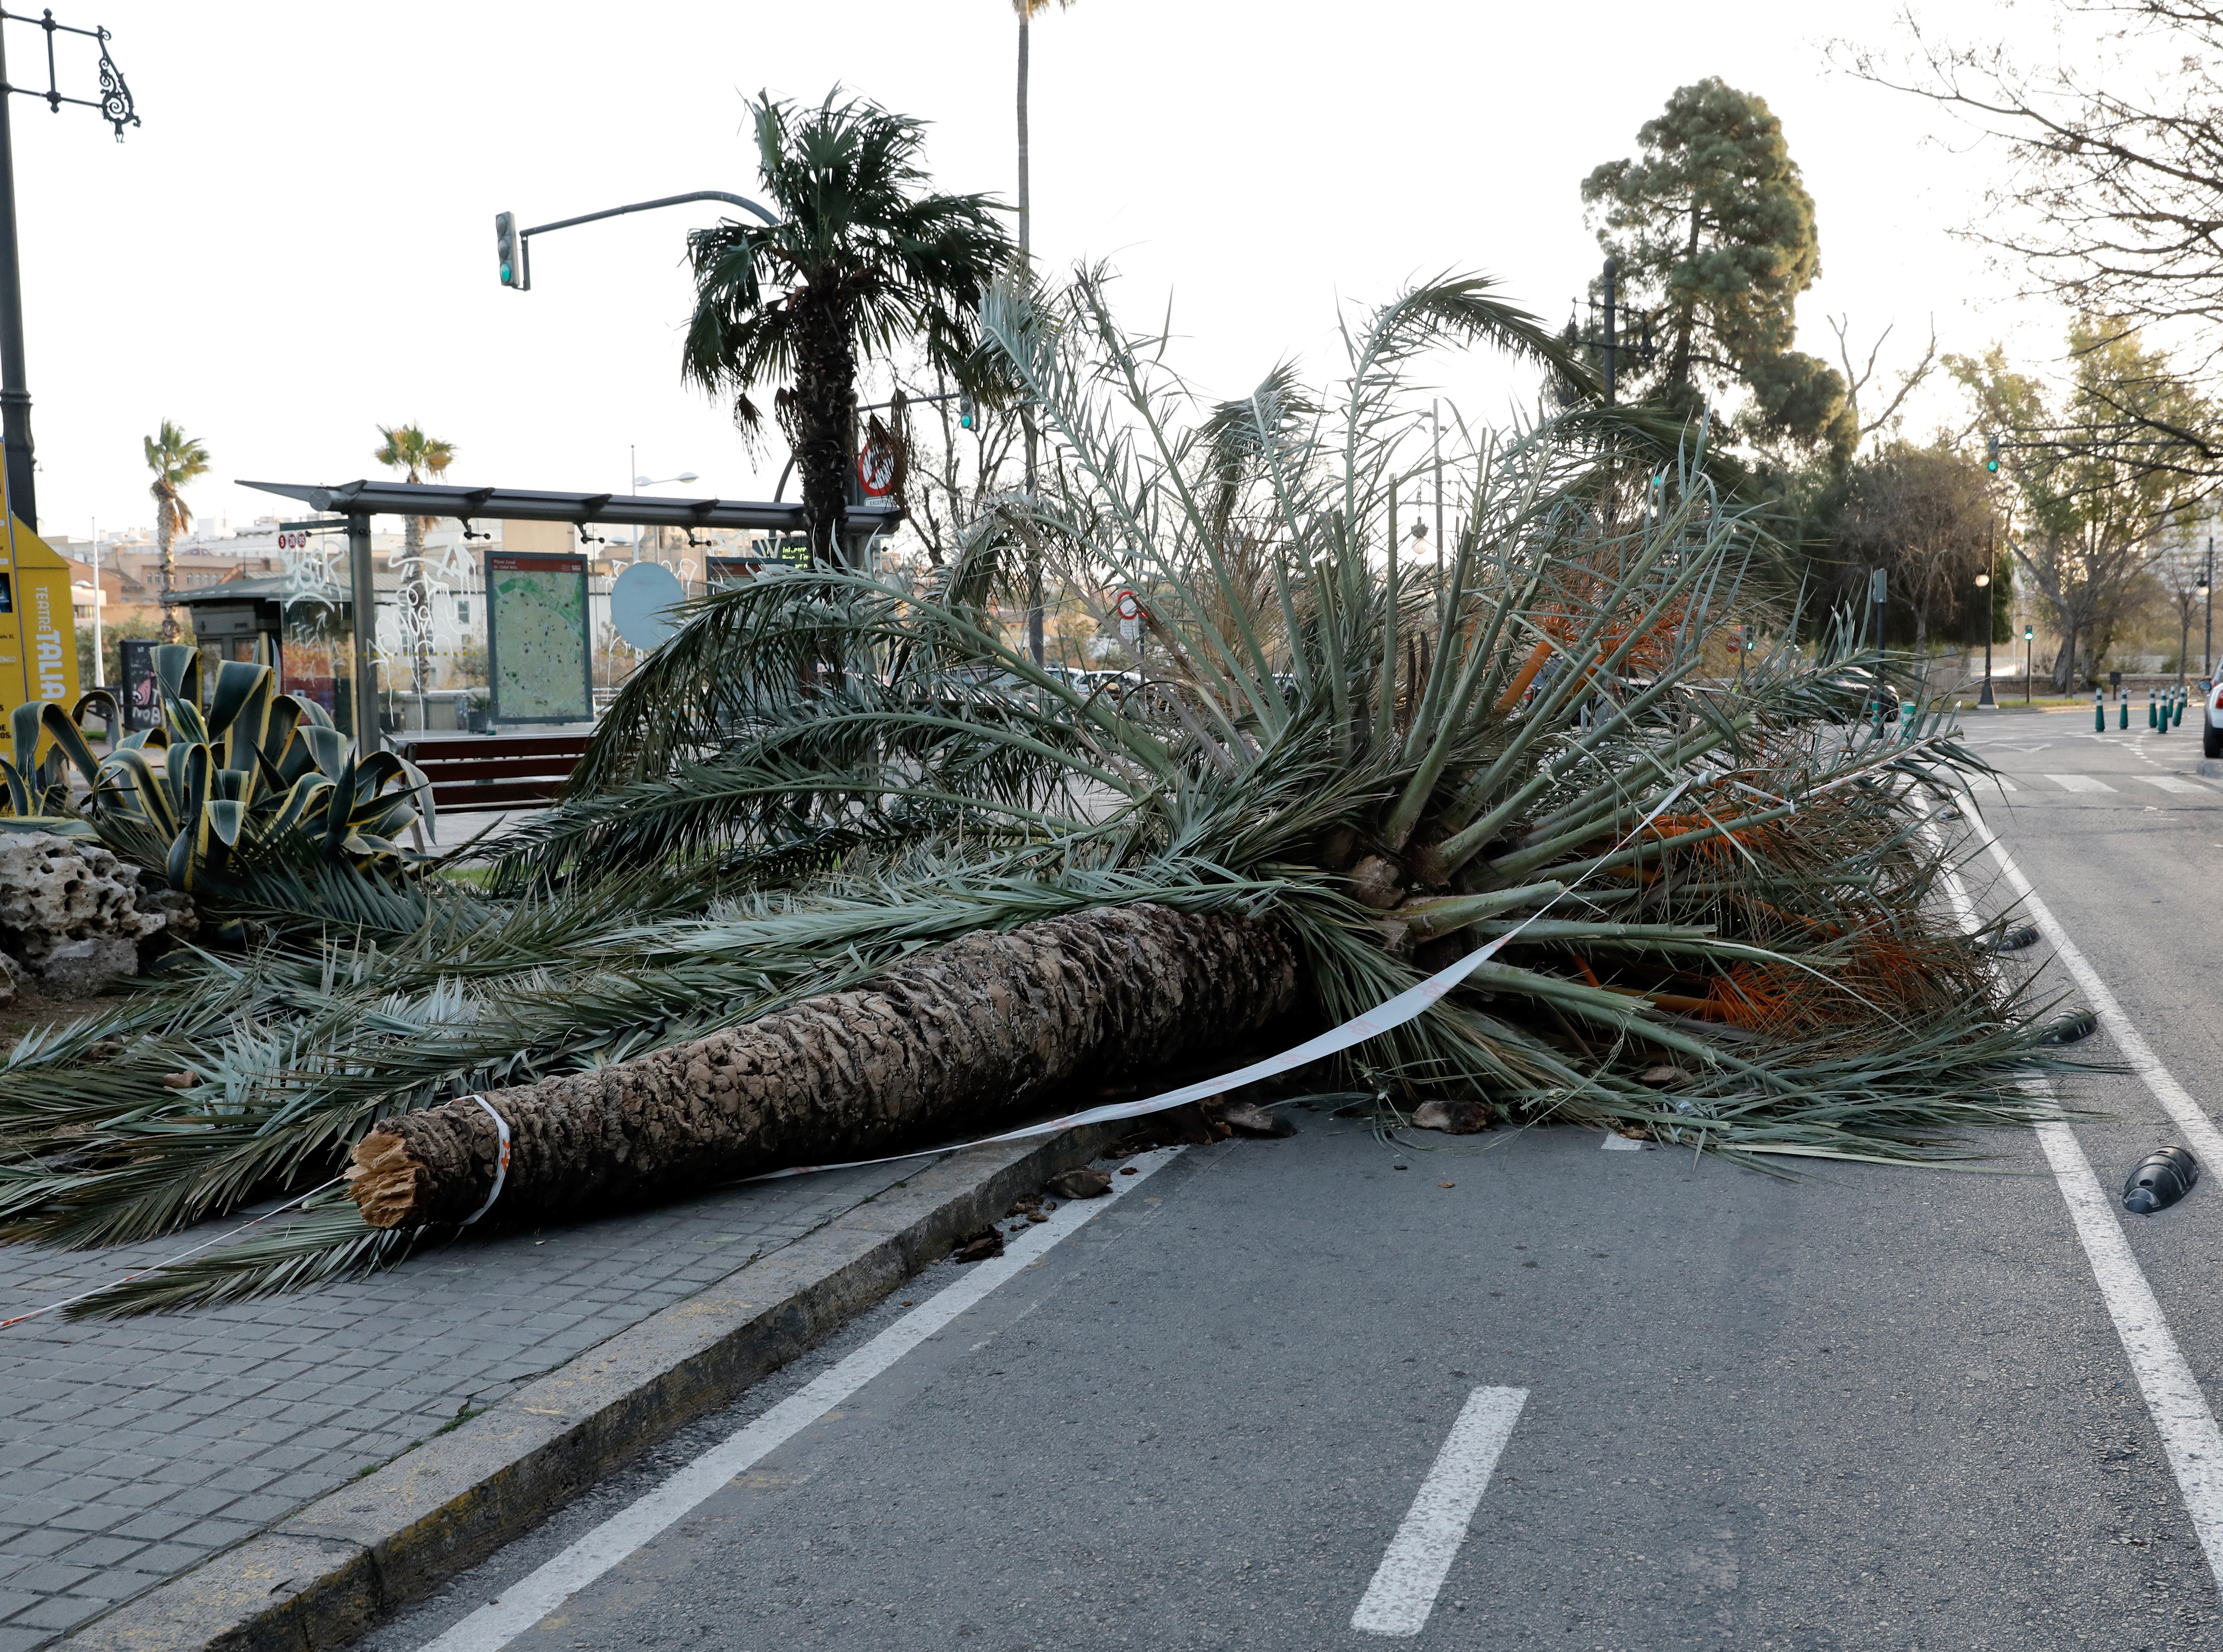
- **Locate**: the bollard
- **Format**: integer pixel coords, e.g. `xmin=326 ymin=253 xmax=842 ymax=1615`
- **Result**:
xmin=2122 ymin=694 xmax=2131 ymax=730
xmin=2097 ymin=690 xmax=2106 ymax=732
xmin=2149 ymin=688 xmax=2158 ymax=728
xmin=2177 ymin=691 xmax=2187 ymax=728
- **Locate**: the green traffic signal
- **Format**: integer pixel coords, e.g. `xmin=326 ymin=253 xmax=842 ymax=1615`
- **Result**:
xmin=1985 ymin=434 xmax=2001 ymax=473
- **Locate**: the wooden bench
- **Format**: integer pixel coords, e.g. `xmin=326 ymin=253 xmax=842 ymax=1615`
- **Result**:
xmin=394 ymin=734 xmax=591 ymax=815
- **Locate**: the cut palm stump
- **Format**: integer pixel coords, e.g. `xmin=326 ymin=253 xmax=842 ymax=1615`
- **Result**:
xmin=347 ymin=903 xmax=1297 ymax=1229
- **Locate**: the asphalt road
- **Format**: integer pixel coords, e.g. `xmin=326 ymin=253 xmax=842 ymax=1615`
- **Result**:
xmin=360 ymin=704 xmax=2223 ymax=1652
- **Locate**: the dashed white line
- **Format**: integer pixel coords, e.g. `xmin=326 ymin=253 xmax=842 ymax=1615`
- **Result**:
xmin=416 ymin=1149 xmax=1182 ymax=1652
xmin=2045 ymin=773 xmax=2118 ymax=793
xmin=1351 ymin=1386 xmax=1529 ymax=1636
xmin=2137 ymin=775 xmax=2212 ymax=795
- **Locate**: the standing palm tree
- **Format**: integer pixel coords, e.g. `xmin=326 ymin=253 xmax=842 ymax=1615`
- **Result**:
xmin=143 ymin=421 xmax=209 ymax=644
xmin=682 ymin=90 xmax=1013 ymax=569
xmin=373 ymin=423 xmax=457 ymax=712
xmin=1015 ymin=0 xmax=1071 ymax=665
xmin=1014 ymin=0 xmax=1072 ymax=263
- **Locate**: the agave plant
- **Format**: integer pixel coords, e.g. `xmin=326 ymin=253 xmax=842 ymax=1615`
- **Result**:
xmin=0 ymin=644 xmax=432 ymax=891
xmin=0 ymin=273 xmax=2071 ymax=1316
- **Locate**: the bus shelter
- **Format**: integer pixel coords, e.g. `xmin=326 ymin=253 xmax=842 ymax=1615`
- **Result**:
xmin=236 ymin=479 xmax=901 ymax=748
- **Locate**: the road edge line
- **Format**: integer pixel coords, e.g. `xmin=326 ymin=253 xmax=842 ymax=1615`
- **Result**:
xmin=1958 ymin=797 xmax=2223 ymax=1167
xmin=1932 ymin=836 xmax=2223 ymax=1585
xmin=53 ymin=1124 xmax=1123 ymax=1652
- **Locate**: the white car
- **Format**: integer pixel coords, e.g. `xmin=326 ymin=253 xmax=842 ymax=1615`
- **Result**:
xmin=2206 ymin=679 xmax=2223 ymax=758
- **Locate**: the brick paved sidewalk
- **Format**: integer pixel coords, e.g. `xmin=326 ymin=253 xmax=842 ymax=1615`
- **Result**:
xmin=0 ymin=1160 xmax=914 ymax=1650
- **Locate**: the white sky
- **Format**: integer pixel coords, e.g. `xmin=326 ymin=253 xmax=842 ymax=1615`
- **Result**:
xmin=10 ymin=0 xmax=2079 ymax=542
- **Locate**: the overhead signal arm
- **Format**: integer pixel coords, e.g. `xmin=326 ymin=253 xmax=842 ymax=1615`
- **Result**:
xmin=494 ymin=191 xmax=779 ymax=291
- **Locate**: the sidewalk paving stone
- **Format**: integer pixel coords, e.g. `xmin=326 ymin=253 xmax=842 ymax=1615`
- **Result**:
xmin=0 ymin=1155 xmax=914 ymax=1646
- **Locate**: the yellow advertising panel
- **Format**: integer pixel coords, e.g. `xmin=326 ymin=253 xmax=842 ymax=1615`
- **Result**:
xmin=0 ymin=514 xmax=81 ymax=713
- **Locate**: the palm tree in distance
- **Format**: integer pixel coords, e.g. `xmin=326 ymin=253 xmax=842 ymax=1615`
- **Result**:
xmin=143 ymin=421 xmax=210 ymax=644
xmin=682 ymin=90 xmax=1013 ymax=570
xmin=373 ymin=424 xmax=457 ymax=711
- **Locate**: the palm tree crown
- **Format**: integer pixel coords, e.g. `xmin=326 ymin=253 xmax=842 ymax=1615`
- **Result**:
xmin=144 ymin=420 xmax=210 ymax=643
xmin=682 ymin=89 xmax=1014 ymax=567
xmin=372 ymin=424 xmax=455 ymax=486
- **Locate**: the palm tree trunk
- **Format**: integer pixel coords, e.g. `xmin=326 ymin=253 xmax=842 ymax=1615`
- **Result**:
xmin=155 ymin=507 xmax=178 ymax=644
xmin=794 ymin=299 xmax=858 ymax=571
xmin=402 ymin=514 xmax=436 ymax=712
xmin=346 ymin=902 xmax=1298 ymax=1229
xmin=1017 ymin=11 xmax=1031 ymax=260
xmin=1018 ymin=9 xmax=1046 ymax=667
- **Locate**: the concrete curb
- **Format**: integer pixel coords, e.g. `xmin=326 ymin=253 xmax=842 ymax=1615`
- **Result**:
xmin=56 ymin=1126 xmax=1115 ymax=1652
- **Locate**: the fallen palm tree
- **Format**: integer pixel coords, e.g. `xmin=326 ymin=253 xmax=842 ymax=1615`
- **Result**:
xmin=0 ymin=272 xmax=2074 ymax=1315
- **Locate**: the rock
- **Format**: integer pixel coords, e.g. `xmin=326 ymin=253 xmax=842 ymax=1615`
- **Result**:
xmin=1637 ymin=1065 xmax=1695 ymax=1088
xmin=1215 ymin=1101 xmax=1296 ymax=1137
xmin=39 ymin=937 xmax=142 ymax=996
xmin=1412 ymin=1098 xmax=1493 ymax=1134
xmin=0 ymin=832 xmax=172 ymax=987
xmin=1048 ymin=1167 xmax=1113 ymax=1200
xmin=951 ymin=1227 xmax=1005 ymax=1264
xmin=0 ymin=952 xmax=32 ymax=1008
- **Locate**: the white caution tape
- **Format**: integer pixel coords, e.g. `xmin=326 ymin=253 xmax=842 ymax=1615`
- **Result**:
xmin=457 ymin=1095 xmax=513 ymax=1228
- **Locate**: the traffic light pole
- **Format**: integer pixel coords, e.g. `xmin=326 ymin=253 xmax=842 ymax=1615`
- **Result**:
xmin=0 ymin=10 xmax=137 ymax=533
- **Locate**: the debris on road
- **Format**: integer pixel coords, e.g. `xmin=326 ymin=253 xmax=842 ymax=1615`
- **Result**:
xmin=2124 ymin=1145 xmax=2200 ymax=1215
xmin=1216 ymin=1101 xmax=1297 ymax=1137
xmin=1411 ymin=1099 xmax=1493 ymax=1134
xmin=1048 ymin=1167 xmax=1113 ymax=1199
xmin=1994 ymin=925 xmax=2041 ymax=952
xmin=1636 ymin=1066 xmax=1695 ymax=1088
xmin=951 ymin=1228 xmax=1006 ymax=1264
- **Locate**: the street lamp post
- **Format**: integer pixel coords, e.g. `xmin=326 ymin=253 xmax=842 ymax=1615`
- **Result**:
xmin=2204 ymin=535 xmax=2214 ymax=680
xmin=0 ymin=9 xmax=137 ymax=531
xmin=2023 ymin=624 xmax=2035 ymax=704
xmin=629 ymin=462 xmax=698 ymax=564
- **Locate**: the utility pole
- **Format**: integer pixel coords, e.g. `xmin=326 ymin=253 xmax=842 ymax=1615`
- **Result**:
xmin=1601 ymin=257 xmax=1617 ymax=407
xmin=1431 ymin=401 xmax=1444 ymax=624
xmin=0 ymin=10 xmax=137 ymax=532
xmin=2205 ymin=535 xmax=2214 ymax=680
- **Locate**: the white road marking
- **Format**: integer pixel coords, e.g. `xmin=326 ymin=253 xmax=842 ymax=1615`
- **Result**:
xmin=416 ymin=1149 xmax=1182 ymax=1652
xmin=1991 ymin=776 xmax=2019 ymax=792
xmin=2046 ymin=773 xmax=2118 ymax=793
xmin=1958 ymin=803 xmax=2223 ymax=1168
xmin=1933 ymin=820 xmax=2223 ymax=1587
xmin=2032 ymin=1115 xmax=2223 ymax=1584
xmin=2138 ymin=775 xmax=2212 ymax=795
xmin=1351 ymin=1386 xmax=1529 ymax=1637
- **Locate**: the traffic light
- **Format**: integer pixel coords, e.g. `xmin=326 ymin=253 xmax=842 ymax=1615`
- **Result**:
xmin=958 ymin=392 xmax=976 ymax=431
xmin=495 ymin=212 xmax=526 ymax=291
xmin=1985 ymin=434 xmax=2000 ymax=473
